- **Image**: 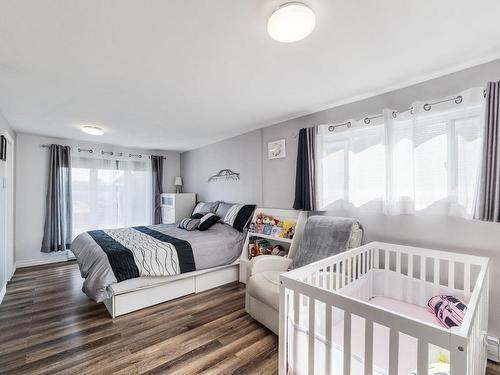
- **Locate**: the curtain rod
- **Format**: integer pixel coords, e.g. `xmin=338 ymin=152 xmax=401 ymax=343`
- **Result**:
xmin=326 ymin=94 xmax=465 ymax=132
xmin=39 ymin=144 xmax=166 ymax=159
xmin=294 ymin=89 xmax=486 ymax=137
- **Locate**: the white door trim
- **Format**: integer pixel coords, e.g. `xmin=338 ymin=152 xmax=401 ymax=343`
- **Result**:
xmin=2 ymin=129 xmax=15 ymax=283
xmin=0 ymin=284 xmax=6 ymax=304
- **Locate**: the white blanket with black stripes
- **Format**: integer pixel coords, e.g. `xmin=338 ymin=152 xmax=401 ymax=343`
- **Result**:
xmin=105 ymin=227 xmax=180 ymax=276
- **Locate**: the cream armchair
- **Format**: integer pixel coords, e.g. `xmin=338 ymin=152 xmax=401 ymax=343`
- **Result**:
xmin=245 ymin=256 xmax=291 ymax=334
xmin=245 ymin=220 xmax=363 ymax=334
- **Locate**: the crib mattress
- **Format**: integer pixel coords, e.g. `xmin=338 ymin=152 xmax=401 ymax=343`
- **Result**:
xmin=288 ymin=296 xmax=449 ymax=375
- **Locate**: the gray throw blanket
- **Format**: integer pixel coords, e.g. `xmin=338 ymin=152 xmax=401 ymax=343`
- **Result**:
xmin=290 ymin=216 xmax=361 ymax=270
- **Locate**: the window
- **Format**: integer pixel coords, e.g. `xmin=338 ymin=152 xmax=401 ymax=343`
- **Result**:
xmin=71 ymin=155 xmax=152 ymax=237
xmin=317 ymin=87 xmax=485 ymax=218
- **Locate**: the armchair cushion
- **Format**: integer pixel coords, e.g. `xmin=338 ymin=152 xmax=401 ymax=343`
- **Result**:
xmin=248 ymin=256 xmax=292 ymax=276
xmin=247 ymin=271 xmax=280 ymax=310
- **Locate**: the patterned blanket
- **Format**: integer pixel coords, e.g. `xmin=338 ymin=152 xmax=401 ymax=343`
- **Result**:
xmin=71 ymin=225 xmax=199 ymax=302
xmin=87 ymin=226 xmax=195 ymax=282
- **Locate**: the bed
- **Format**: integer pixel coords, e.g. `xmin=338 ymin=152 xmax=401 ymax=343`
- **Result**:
xmin=279 ymin=242 xmax=489 ymax=375
xmin=71 ymin=222 xmax=246 ymax=318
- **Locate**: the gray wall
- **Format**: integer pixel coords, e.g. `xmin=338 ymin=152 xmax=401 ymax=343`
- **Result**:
xmin=180 ymin=58 xmax=500 ymax=337
xmin=181 ymin=129 xmax=263 ymax=205
xmin=0 ymin=111 xmax=14 ymax=136
xmin=15 ymin=133 xmax=180 ymax=266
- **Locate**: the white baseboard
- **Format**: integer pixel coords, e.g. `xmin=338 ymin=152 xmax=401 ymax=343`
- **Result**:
xmin=488 ymin=336 xmax=500 ymax=363
xmin=0 ymin=285 xmax=6 ymax=304
xmin=9 ymin=264 xmax=16 ymax=281
xmin=16 ymin=255 xmax=69 ymax=268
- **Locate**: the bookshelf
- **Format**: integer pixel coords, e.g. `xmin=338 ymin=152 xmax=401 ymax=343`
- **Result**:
xmin=247 ymin=233 xmax=293 ymax=244
xmin=239 ymin=208 xmax=307 ymax=284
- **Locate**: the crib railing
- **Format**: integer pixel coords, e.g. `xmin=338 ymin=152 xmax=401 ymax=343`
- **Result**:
xmin=279 ymin=241 xmax=489 ymax=375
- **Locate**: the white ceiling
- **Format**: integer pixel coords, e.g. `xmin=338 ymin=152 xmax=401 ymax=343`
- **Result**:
xmin=1 ymin=0 xmax=500 ymax=151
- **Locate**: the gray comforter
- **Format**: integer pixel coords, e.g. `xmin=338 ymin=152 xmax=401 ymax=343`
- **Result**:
xmin=71 ymin=223 xmax=245 ymax=302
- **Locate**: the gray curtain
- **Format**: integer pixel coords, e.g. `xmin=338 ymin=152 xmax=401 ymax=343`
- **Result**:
xmin=41 ymin=144 xmax=72 ymax=252
xmin=151 ymin=155 xmax=164 ymax=224
xmin=293 ymin=127 xmax=317 ymax=210
xmin=475 ymin=81 xmax=500 ymax=222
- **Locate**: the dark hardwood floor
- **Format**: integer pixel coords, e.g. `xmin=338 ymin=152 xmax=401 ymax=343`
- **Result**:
xmin=0 ymin=261 xmax=277 ymax=374
xmin=0 ymin=261 xmax=498 ymax=374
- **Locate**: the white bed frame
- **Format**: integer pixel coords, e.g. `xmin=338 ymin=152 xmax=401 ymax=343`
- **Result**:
xmin=279 ymin=242 xmax=490 ymax=375
xmin=103 ymin=262 xmax=239 ymax=318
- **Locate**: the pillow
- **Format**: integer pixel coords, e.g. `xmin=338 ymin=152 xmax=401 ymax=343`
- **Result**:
xmin=198 ymin=213 xmax=220 ymax=231
xmin=219 ymin=204 xmax=256 ymax=232
xmin=191 ymin=213 xmax=204 ymax=219
xmin=215 ymin=202 xmax=234 ymax=221
xmin=427 ymin=295 xmax=467 ymax=328
xmin=192 ymin=201 xmax=219 ymax=216
xmin=177 ymin=218 xmax=200 ymax=231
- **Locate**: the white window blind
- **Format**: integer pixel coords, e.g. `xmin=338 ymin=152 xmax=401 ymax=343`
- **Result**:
xmin=317 ymin=87 xmax=485 ymax=218
xmin=71 ymin=154 xmax=152 ymax=237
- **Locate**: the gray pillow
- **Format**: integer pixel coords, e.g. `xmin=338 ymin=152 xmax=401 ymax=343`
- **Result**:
xmin=177 ymin=218 xmax=200 ymax=231
xmin=192 ymin=201 xmax=219 ymax=216
xmin=215 ymin=202 xmax=234 ymax=221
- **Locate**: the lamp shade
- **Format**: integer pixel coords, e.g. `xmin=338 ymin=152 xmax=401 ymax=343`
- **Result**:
xmin=174 ymin=176 xmax=183 ymax=186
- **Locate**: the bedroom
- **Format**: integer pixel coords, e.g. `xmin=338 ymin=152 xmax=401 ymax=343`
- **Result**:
xmin=1 ymin=1 xmax=500 ymax=374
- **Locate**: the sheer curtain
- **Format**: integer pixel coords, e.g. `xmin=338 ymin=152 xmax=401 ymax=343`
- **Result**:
xmin=71 ymin=153 xmax=152 ymax=237
xmin=317 ymin=87 xmax=485 ymax=218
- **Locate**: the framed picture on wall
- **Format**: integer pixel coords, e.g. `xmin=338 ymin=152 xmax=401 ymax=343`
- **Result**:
xmin=0 ymin=135 xmax=6 ymax=161
xmin=268 ymin=139 xmax=286 ymax=160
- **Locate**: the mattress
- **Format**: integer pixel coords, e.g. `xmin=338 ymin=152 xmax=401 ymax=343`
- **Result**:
xmin=288 ymin=296 xmax=449 ymax=375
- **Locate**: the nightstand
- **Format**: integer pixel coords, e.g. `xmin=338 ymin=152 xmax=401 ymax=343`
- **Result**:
xmin=160 ymin=193 xmax=196 ymax=224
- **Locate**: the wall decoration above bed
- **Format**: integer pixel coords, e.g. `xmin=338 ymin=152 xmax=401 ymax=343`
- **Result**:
xmin=208 ymin=169 xmax=240 ymax=182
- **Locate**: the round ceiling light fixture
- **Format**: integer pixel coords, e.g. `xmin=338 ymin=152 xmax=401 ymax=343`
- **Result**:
xmin=81 ymin=125 xmax=104 ymax=136
xmin=267 ymin=2 xmax=316 ymax=43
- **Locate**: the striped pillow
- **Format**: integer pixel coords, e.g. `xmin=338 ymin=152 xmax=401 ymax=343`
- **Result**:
xmin=222 ymin=204 xmax=244 ymax=226
xmin=192 ymin=201 xmax=219 ymax=216
xmin=198 ymin=213 xmax=220 ymax=231
xmin=177 ymin=218 xmax=200 ymax=231
xmin=220 ymin=204 xmax=256 ymax=232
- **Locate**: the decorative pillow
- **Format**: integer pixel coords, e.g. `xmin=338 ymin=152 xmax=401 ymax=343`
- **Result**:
xmin=215 ymin=202 xmax=234 ymax=221
xmin=191 ymin=213 xmax=204 ymax=219
xmin=177 ymin=218 xmax=200 ymax=231
xmin=198 ymin=213 xmax=220 ymax=231
xmin=219 ymin=204 xmax=256 ymax=232
xmin=192 ymin=201 xmax=219 ymax=216
xmin=427 ymin=295 xmax=467 ymax=328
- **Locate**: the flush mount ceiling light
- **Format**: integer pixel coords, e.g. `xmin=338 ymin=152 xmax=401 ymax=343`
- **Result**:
xmin=267 ymin=2 xmax=316 ymax=43
xmin=81 ymin=125 xmax=104 ymax=136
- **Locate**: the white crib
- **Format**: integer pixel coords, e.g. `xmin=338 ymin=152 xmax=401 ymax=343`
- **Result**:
xmin=279 ymin=242 xmax=489 ymax=375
